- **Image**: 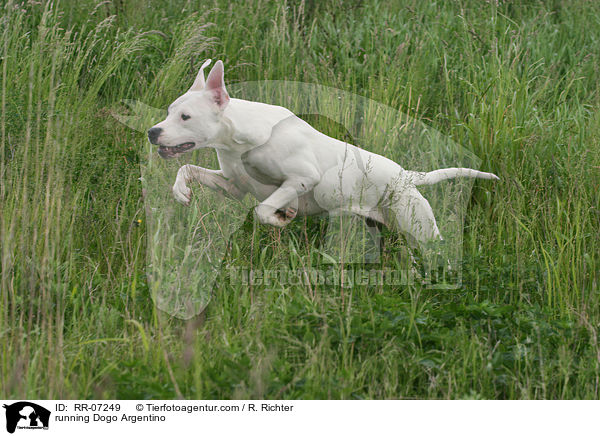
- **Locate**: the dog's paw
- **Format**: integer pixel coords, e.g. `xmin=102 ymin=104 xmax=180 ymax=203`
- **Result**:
xmin=275 ymin=207 xmax=297 ymax=221
xmin=255 ymin=204 xmax=295 ymax=227
xmin=172 ymin=180 xmax=192 ymax=205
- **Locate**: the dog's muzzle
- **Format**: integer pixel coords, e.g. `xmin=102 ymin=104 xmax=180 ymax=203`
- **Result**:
xmin=147 ymin=127 xmax=162 ymax=144
xmin=157 ymin=142 xmax=196 ymax=159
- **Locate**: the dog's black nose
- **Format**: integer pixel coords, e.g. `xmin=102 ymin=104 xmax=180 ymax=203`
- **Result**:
xmin=147 ymin=127 xmax=163 ymax=144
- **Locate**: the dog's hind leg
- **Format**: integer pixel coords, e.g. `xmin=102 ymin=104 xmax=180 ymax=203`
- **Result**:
xmin=173 ymin=164 xmax=245 ymax=205
xmin=384 ymin=188 xmax=446 ymax=280
xmin=385 ymin=187 xmax=442 ymax=244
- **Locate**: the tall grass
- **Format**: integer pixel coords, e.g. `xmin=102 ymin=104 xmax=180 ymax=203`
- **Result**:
xmin=0 ymin=0 xmax=599 ymax=399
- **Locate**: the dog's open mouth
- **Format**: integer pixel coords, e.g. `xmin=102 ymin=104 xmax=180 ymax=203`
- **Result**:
xmin=158 ymin=142 xmax=195 ymax=159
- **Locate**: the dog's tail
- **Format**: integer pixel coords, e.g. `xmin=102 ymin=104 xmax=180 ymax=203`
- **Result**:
xmin=410 ymin=168 xmax=499 ymax=186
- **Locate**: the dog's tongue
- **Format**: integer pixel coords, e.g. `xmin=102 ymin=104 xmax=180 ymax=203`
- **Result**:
xmin=158 ymin=146 xmax=176 ymax=159
xmin=157 ymin=142 xmax=195 ymax=159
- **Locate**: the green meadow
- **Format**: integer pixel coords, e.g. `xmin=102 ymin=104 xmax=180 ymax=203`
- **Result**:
xmin=1 ymin=0 xmax=599 ymax=399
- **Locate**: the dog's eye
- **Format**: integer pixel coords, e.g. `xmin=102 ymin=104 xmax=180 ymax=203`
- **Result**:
xmin=181 ymin=113 xmax=191 ymax=121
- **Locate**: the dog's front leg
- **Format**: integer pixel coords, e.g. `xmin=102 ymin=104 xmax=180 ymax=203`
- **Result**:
xmin=173 ymin=164 xmax=244 ymax=205
xmin=254 ymin=178 xmax=315 ymax=227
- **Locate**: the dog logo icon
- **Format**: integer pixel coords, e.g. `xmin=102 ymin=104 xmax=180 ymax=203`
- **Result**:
xmin=2 ymin=402 xmax=50 ymax=433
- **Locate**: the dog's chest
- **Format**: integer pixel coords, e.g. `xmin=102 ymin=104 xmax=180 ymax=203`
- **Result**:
xmin=216 ymin=150 xmax=278 ymax=201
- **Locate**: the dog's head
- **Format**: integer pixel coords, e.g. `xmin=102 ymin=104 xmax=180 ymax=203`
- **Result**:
xmin=148 ymin=59 xmax=230 ymax=158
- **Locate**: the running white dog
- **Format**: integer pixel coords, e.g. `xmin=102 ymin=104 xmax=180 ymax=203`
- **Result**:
xmin=147 ymin=59 xmax=498 ymax=245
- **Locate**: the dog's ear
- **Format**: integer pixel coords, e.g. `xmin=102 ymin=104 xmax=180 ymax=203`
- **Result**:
xmin=205 ymin=60 xmax=230 ymax=110
xmin=189 ymin=59 xmax=212 ymax=91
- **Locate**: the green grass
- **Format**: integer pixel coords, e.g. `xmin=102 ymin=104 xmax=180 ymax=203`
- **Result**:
xmin=1 ymin=0 xmax=599 ymax=399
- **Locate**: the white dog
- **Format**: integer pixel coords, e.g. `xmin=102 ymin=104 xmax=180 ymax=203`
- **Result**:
xmin=147 ymin=59 xmax=498 ymax=245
